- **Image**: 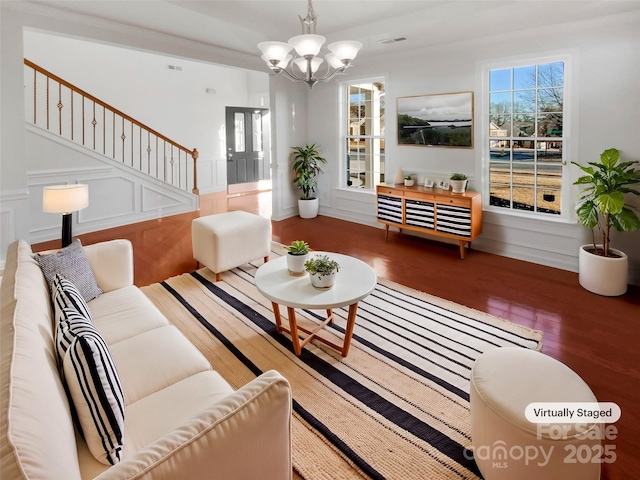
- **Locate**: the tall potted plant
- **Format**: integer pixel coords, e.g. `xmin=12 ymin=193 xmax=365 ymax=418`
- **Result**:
xmin=572 ymin=148 xmax=640 ymax=296
xmin=291 ymin=143 xmax=327 ymax=219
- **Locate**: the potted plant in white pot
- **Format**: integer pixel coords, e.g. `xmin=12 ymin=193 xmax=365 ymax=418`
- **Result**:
xmin=450 ymin=173 xmax=468 ymax=193
xmin=304 ymin=254 xmax=340 ymax=290
xmin=284 ymin=240 xmax=310 ymax=276
xmin=291 ymin=143 xmax=327 ymax=219
xmin=572 ymin=148 xmax=640 ymax=296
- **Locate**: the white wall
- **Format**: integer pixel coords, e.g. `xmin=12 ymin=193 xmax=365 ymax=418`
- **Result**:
xmin=302 ymin=11 xmax=640 ymax=284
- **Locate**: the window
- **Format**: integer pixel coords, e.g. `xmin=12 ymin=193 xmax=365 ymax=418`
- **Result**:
xmin=487 ymin=59 xmax=567 ymax=216
xmin=342 ymin=79 xmax=385 ymax=189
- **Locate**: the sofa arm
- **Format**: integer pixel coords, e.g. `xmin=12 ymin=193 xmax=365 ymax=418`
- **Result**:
xmin=95 ymin=370 xmax=292 ymax=480
xmin=83 ymin=240 xmax=134 ymax=292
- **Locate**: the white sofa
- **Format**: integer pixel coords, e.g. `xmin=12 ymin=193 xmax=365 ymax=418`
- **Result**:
xmin=0 ymin=239 xmax=292 ymax=480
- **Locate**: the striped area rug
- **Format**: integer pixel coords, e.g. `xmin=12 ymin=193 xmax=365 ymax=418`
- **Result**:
xmin=141 ymin=245 xmax=542 ymax=480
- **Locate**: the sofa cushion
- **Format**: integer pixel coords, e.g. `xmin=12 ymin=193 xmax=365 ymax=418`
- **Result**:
xmin=89 ymin=286 xmax=170 ymax=344
xmin=63 ymin=326 xmax=125 ymax=466
xmin=109 ymin=325 xmax=212 ymax=405
xmin=122 ymin=371 xmax=234 ymax=455
xmin=35 ymin=239 xmax=103 ymax=301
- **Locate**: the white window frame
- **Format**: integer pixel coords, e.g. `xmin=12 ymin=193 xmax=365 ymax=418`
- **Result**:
xmin=479 ymin=52 xmax=577 ymax=223
xmin=339 ymin=76 xmax=386 ymax=191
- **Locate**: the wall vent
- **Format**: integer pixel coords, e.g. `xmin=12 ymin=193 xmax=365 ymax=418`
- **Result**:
xmin=378 ymin=37 xmax=407 ymax=45
xmin=166 ymin=64 xmax=183 ymax=71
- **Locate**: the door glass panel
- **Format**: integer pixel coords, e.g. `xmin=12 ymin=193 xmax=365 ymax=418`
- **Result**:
xmin=234 ymin=112 xmax=245 ymax=152
xmin=252 ymin=112 xmax=262 ymax=152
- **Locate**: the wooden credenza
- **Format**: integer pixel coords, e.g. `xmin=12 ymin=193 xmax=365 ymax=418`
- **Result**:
xmin=376 ymin=184 xmax=482 ymax=259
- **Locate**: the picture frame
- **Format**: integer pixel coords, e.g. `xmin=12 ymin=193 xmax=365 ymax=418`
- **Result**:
xmin=437 ymin=180 xmax=450 ymax=190
xmin=397 ymin=91 xmax=474 ymax=148
xmin=424 ymin=178 xmax=434 ymax=188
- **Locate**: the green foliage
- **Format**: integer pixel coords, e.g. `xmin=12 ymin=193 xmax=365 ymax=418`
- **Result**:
xmin=285 ymin=240 xmax=310 ymax=256
xmin=304 ymin=255 xmax=340 ymax=276
xmin=450 ymin=173 xmax=468 ymax=181
xmin=291 ymin=144 xmax=327 ymax=200
xmin=572 ymin=148 xmax=640 ymax=256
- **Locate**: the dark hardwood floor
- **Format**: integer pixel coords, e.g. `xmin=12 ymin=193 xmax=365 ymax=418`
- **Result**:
xmin=33 ymin=191 xmax=640 ymax=480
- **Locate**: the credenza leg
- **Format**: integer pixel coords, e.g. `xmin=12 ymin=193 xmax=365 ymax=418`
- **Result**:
xmin=385 ymin=224 xmax=389 ymax=239
xmin=459 ymin=241 xmax=466 ymax=259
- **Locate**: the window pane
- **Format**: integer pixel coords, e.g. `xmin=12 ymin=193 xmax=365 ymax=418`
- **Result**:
xmin=490 ymin=183 xmax=511 ymax=208
xmin=514 ymin=90 xmax=535 ymax=113
xmin=490 ymin=140 xmax=511 ymax=160
xmin=537 ymin=140 xmax=563 ymax=161
xmin=538 ymin=62 xmax=564 ymax=88
xmin=490 ymin=69 xmax=511 ymax=91
xmin=537 ymin=113 xmax=563 ymax=137
xmin=512 ymin=186 xmax=535 ymax=211
xmin=234 ymin=112 xmax=245 ymax=152
xmin=252 ymin=112 xmax=262 ymax=152
xmin=490 ymin=117 xmax=511 ymax=137
xmin=513 ymin=146 xmax=534 ymax=161
xmin=514 ymin=65 xmax=535 ymax=89
xmin=538 ymin=88 xmax=563 ymax=112
xmin=490 ymin=92 xmax=511 ymax=114
xmin=513 ymin=114 xmax=535 ymax=137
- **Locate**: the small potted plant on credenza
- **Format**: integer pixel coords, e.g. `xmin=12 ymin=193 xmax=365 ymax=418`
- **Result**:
xmin=450 ymin=173 xmax=468 ymax=193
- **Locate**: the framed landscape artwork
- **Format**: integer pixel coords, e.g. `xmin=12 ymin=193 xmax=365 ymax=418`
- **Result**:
xmin=397 ymin=91 xmax=474 ymax=148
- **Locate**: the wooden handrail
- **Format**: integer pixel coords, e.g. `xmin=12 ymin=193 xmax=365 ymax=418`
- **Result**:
xmin=24 ymin=58 xmax=199 ymax=194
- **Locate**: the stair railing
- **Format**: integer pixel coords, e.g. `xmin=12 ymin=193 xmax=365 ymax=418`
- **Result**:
xmin=24 ymin=59 xmax=199 ymax=194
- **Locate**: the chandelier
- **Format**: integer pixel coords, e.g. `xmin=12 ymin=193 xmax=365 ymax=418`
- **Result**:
xmin=257 ymin=0 xmax=362 ymax=89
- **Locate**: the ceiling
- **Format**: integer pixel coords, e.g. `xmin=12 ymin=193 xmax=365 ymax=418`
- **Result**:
xmin=26 ymin=0 xmax=640 ymax=68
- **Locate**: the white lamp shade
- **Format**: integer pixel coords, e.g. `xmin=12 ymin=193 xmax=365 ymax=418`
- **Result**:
xmin=257 ymin=41 xmax=292 ymax=63
xmin=327 ymin=40 xmax=362 ymax=61
xmin=288 ymin=34 xmax=325 ymax=57
xmin=294 ymin=57 xmax=324 ymax=74
xmin=262 ymin=54 xmax=292 ymax=69
xmin=326 ymin=52 xmax=345 ymax=69
xmin=43 ymin=184 xmax=89 ymax=214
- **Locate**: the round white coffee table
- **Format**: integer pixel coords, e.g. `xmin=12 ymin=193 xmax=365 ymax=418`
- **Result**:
xmin=255 ymin=252 xmax=377 ymax=357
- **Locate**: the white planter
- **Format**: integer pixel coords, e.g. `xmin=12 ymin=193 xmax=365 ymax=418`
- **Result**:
xmin=308 ymin=270 xmax=338 ymax=290
xmin=298 ymin=198 xmax=319 ymax=219
xmin=286 ymin=253 xmax=308 ymax=276
xmin=404 ymin=179 xmax=415 ymax=187
xmin=450 ymin=179 xmax=467 ymax=193
xmin=578 ymin=245 xmax=628 ymax=296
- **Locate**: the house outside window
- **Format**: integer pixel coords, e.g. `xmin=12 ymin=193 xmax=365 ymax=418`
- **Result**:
xmin=487 ymin=58 xmax=568 ymax=217
xmin=343 ymin=79 xmax=385 ymax=189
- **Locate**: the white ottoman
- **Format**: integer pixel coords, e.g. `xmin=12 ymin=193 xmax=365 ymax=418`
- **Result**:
xmin=192 ymin=211 xmax=271 ymax=281
xmin=470 ymin=348 xmax=601 ymax=480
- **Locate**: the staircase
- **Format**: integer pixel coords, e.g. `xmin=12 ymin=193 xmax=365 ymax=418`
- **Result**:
xmin=24 ymin=59 xmax=200 ymax=194
xmin=23 ymin=59 xmax=201 ymax=244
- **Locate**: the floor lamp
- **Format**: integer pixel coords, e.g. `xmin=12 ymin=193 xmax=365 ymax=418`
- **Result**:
xmin=43 ymin=184 xmax=89 ymax=248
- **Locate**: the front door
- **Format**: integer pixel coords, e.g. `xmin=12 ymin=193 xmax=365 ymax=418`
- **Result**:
xmin=225 ymin=107 xmax=269 ymax=185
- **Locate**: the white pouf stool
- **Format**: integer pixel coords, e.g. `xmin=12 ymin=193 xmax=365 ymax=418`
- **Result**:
xmin=470 ymin=347 xmax=601 ymax=480
xmin=192 ymin=211 xmax=271 ymax=281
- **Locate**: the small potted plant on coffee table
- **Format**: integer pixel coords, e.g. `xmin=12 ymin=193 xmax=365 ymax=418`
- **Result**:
xmin=285 ymin=240 xmax=310 ymax=276
xmin=304 ymin=254 xmax=340 ymax=290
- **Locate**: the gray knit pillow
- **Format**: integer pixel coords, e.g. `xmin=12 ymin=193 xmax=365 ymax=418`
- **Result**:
xmin=35 ymin=239 xmax=103 ymax=302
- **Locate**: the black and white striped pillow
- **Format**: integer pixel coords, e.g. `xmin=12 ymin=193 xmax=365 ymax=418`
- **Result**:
xmin=52 ymin=274 xmax=93 ymax=323
xmin=63 ymin=327 xmax=125 ymax=465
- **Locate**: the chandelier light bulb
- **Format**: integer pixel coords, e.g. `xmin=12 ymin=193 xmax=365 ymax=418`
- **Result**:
xmin=294 ymin=56 xmax=324 ymax=74
xmin=257 ymin=41 xmax=292 ymax=64
xmin=288 ymin=34 xmax=326 ymax=57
